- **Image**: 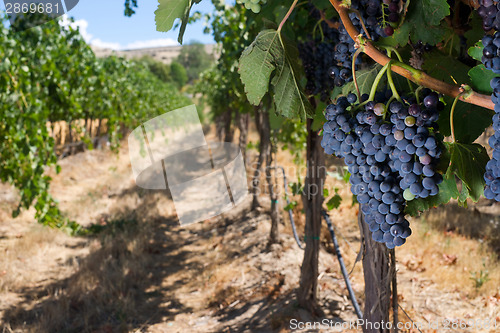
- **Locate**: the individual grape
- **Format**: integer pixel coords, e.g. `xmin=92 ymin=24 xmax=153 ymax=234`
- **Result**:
xmin=393 ymin=236 xmax=406 ymax=246
xmin=403 ymin=188 xmax=415 ymax=201
xmin=404 ymin=116 xmax=416 ymax=127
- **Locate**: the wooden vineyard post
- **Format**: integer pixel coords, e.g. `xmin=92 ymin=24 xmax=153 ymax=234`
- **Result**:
xmin=298 ymin=116 xmax=326 ymax=313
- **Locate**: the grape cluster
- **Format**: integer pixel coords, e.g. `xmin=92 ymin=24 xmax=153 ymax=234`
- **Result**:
xmin=349 ymin=0 xmax=389 ymax=39
xmin=477 ymin=2 xmax=500 ymax=200
xmin=328 ymin=23 xmax=361 ymax=88
xmin=484 ymin=77 xmax=500 ymax=199
xmin=298 ymin=21 xmax=342 ymax=101
xmin=321 ymin=90 xmax=442 ymax=248
xmin=381 ymin=0 xmax=402 ymax=36
xmin=482 ymin=33 xmax=500 ymax=73
xmin=299 ymin=1 xmax=397 ymax=97
xmin=477 ymin=0 xmax=500 ymax=32
xmin=385 ymin=91 xmax=443 ymax=201
xmin=328 ymin=1 xmax=390 ymax=88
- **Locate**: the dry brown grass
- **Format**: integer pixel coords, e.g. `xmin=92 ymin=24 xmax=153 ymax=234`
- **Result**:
xmin=1 ymin=215 xmax=174 ymax=333
xmin=0 ymin=225 xmax=65 ymax=293
xmin=399 ymin=215 xmax=500 ymax=296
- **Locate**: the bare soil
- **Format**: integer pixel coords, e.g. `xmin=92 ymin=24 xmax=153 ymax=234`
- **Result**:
xmin=0 ymin=141 xmax=499 ymax=333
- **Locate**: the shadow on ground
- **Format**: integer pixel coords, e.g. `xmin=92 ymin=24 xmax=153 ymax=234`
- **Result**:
xmin=1 ymin=183 xmax=220 ymax=332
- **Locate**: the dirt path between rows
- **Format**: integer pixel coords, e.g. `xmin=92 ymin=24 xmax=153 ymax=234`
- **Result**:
xmin=1 ymin=144 xmax=499 ymax=332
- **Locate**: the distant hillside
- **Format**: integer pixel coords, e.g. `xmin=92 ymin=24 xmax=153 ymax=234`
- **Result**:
xmin=91 ymin=44 xmax=218 ymax=64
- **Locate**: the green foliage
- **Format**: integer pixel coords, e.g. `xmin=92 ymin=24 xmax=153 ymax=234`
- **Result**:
xmin=176 ymin=42 xmax=214 ymax=82
xmin=155 ymin=0 xmax=203 ymax=44
xmin=447 ymin=142 xmax=489 ymax=202
xmin=468 ymin=65 xmax=500 ymax=94
xmin=239 ymin=29 xmax=313 ymax=120
xmin=170 ymin=61 xmax=189 ymax=88
xmin=398 ymin=0 xmax=450 ymax=44
xmin=468 ymin=41 xmax=483 ymax=61
xmin=470 ymin=262 xmax=490 ymax=289
xmin=325 ymin=188 xmax=342 ymax=211
xmin=139 ymin=55 xmax=172 ymax=82
xmin=342 ymin=64 xmax=382 ymax=97
xmin=0 ymin=16 xmax=190 ymax=228
xmin=124 ymin=0 xmax=138 ymax=16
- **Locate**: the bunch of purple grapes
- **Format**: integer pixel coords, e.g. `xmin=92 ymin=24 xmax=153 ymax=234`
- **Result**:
xmin=477 ymin=1 xmax=500 ymax=200
xmin=321 ymin=89 xmax=443 ymax=248
xmin=477 ymin=0 xmax=500 ymax=32
xmin=298 ymin=21 xmax=342 ymax=101
xmin=328 ymin=0 xmax=392 ymax=88
xmin=484 ymin=77 xmax=500 ymax=200
xmin=381 ymin=0 xmax=402 ymax=36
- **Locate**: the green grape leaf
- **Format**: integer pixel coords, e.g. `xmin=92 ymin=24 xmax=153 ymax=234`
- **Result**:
xmin=468 ymin=41 xmax=483 ymax=62
xmin=269 ymin=109 xmax=285 ymax=130
xmin=403 ymin=0 xmax=450 ymax=44
xmin=239 ymin=30 xmax=278 ymax=105
xmin=465 ymin=12 xmax=484 ymax=49
xmin=376 ymin=23 xmax=410 ymax=48
xmin=239 ymin=29 xmax=313 ymax=119
xmin=342 ymin=64 xmax=382 ymax=97
xmin=284 ymin=201 xmax=298 ymax=211
xmin=326 ymin=193 xmax=342 ymax=211
xmin=330 ymin=86 xmax=343 ymax=102
xmin=468 ymin=64 xmax=500 ymax=94
xmin=405 ymin=174 xmax=460 ymax=216
xmin=155 ymin=0 xmax=203 ymax=43
xmin=312 ymin=101 xmax=327 ymax=131
xmin=446 ymin=142 xmax=489 ymax=202
xmin=438 ymin=98 xmax=493 ymax=143
xmin=422 ymin=52 xmax=471 ymax=86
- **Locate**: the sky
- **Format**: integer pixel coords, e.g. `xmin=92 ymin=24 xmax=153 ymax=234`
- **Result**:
xmin=0 ymin=0 xmax=218 ymax=49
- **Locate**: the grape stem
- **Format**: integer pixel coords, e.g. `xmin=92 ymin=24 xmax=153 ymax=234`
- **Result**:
xmin=384 ymin=96 xmax=396 ymax=120
xmin=278 ymin=0 xmax=299 ymax=32
xmin=387 ymin=63 xmax=402 ymax=102
xmin=385 ymin=47 xmax=414 ymax=93
xmin=368 ymin=61 xmax=391 ymax=102
xmin=414 ymin=86 xmax=424 ymax=105
xmin=450 ymin=86 xmax=466 ymax=143
xmin=328 ymin=0 xmax=494 ymax=111
xmin=352 ymin=48 xmax=363 ymax=99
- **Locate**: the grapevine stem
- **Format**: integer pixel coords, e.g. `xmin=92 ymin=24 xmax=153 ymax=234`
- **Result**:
xmin=387 ymin=63 xmax=402 ymax=102
xmin=278 ymin=0 xmax=299 ymax=32
xmin=384 ymin=96 xmax=396 ymax=120
xmin=352 ymin=48 xmax=363 ymax=99
xmin=414 ymin=86 xmax=424 ymax=104
xmin=368 ymin=62 xmax=391 ymax=102
xmin=328 ymin=0 xmax=494 ymax=111
xmin=450 ymin=89 xmax=465 ymax=143
xmin=388 ymin=47 xmax=414 ymax=93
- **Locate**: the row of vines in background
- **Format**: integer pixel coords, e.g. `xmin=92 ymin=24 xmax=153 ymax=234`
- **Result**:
xmin=0 ymin=14 xmax=191 ymax=231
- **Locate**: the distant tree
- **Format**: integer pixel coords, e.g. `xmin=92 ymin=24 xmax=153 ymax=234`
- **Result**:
xmin=170 ymin=61 xmax=188 ymax=89
xmin=176 ymin=41 xmax=214 ymax=83
xmin=123 ymin=0 xmax=138 ymax=16
xmin=139 ymin=56 xmax=171 ymax=83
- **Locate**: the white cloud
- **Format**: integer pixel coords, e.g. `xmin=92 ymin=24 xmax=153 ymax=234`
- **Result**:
xmin=59 ymin=15 xmax=179 ymax=51
xmin=90 ymin=39 xmax=122 ymax=50
xmin=124 ymin=38 xmax=179 ymax=50
xmin=59 ymin=15 xmax=92 ymax=42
